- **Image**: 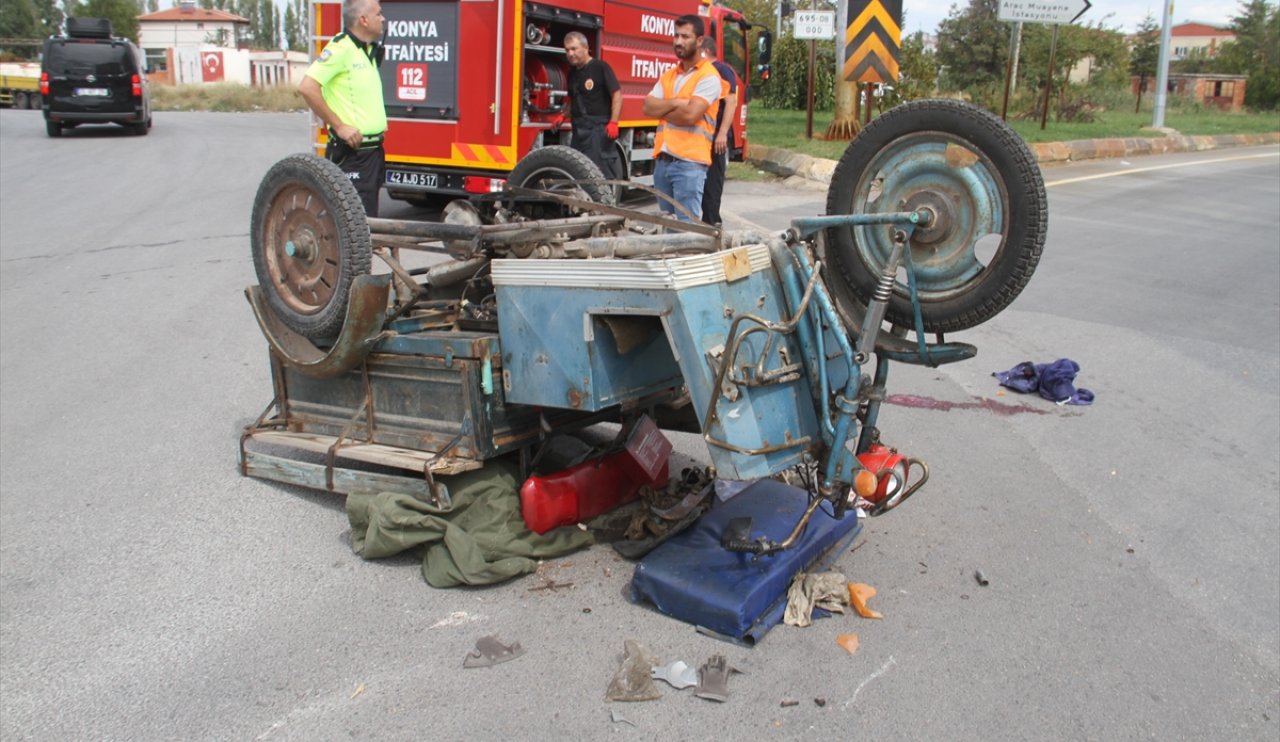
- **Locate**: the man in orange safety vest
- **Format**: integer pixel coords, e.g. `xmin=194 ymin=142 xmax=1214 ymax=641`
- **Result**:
xmin=642 ymin=14 xmax=722 ymax=223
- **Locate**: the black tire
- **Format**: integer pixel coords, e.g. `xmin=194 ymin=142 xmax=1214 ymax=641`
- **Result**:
xmin=14 ymin=92 xmax=27 ymax=109
xmin=824 ymin=99 xmax=1047 ymax=333
xmin=250 ymin=154 xmax=371 ymax=340
xmin=132 ymin=120 xmax=148 ymax=136
xmin=507 ymin=144 xmax=616 ymax=210
xmin=45 ymin=120 xmax=61 ymax=138
xmin=28 ymin=94 xmax=41 ymax=110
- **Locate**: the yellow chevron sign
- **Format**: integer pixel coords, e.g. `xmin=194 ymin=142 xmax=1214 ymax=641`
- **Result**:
xmin=843 ymin=0 xmax=902 ymax=84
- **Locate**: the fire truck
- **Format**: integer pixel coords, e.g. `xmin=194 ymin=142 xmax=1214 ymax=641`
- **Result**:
xmin=308 ymin=0 xmax=768 ymax=210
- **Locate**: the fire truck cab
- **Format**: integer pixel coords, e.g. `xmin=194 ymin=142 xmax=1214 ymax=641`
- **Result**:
xmin=308 ymin=0 xmax=764 ymax=211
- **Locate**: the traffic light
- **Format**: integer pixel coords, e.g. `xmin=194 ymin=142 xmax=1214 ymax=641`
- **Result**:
xmin=780 ymin=1 xmax=792 ymax=16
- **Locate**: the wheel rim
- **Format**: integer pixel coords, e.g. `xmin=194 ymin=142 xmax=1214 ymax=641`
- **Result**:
xmin=263 ymin=183 xmax=342 ymax=317
xmin=850 ymin=130 xmax=1008 ymax=302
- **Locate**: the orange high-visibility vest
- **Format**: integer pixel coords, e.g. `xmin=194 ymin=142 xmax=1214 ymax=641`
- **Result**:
xmin=652 ymin=59 xmax=720 ymax=166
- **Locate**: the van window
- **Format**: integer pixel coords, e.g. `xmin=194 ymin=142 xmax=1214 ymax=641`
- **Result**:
xmin=45 ymin=42 xmax=133 ymax=76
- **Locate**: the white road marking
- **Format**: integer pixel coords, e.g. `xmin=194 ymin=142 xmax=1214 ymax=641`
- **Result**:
xmin=1044 ymin=151 xmax=1280 ymax=187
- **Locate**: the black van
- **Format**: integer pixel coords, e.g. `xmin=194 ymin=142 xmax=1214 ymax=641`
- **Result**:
xmin=41 ymin=17 xmax=153 ymax=137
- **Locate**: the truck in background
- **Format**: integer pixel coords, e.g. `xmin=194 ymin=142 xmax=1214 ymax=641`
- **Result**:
xmin=308 ymin=0 xmax=768 ymax=211
xmin=0 ymin=63 xmax=42 ymax=109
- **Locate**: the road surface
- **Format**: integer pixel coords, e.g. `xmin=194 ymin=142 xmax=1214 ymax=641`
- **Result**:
xmin=1 ymin=110 xmax=1277 ymax=740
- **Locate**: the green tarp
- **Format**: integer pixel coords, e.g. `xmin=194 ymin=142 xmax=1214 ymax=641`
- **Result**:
xmin=346 ymin=460 xmax=593 ymax=588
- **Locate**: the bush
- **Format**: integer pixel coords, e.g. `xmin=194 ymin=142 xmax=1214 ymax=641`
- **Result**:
xmin=755 ymin=36 xmax=836 ymax=110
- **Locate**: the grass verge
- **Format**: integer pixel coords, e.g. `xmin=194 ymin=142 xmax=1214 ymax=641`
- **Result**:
xmin=152 ymin=83 xmax=306 ymax=113
xmin=745 ymin=103 xmax=1280 ymax=160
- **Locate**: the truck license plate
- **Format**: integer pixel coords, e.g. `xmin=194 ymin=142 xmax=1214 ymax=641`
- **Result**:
xmin=75 ymin=87 xmax=109 ymax=97
xmin=386 ymin=170 xmax=437 ymax=188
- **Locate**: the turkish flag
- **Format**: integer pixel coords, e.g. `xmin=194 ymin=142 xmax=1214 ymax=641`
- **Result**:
xmin=201 ymin=52 xmax=224 ymax=82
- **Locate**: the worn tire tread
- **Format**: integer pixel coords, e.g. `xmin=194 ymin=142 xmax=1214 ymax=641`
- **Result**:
xmin=250 ymin=153 xmax=371 ymax=339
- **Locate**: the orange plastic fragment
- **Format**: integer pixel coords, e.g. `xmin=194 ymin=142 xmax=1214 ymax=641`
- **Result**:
xmin=848 ymin=583 xmax=882 ymax=619
xmin=836 ymin=633 xmax=860 ymax=655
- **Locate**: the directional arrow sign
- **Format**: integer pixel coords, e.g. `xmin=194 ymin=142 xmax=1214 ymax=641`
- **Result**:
xmin=997 ymin=0 xmax=1091 ymax=25
xmin=843 ymin=0 xmax=901 ymax=84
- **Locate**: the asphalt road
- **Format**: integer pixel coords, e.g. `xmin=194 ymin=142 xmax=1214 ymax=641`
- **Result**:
xmin=1 ymin=110 xmax=1277 ymax=741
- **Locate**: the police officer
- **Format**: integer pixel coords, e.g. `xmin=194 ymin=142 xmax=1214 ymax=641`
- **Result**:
xmin=559 ymin=31 xmax=622 ymax=179
xmin=299 ymin=0 xmax=387 ymax=216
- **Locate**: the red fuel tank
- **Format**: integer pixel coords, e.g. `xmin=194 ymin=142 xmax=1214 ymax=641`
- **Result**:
xmin=519 ymin=417 xmax=671 ymax=534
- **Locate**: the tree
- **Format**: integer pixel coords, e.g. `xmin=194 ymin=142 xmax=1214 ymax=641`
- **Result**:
xmin=79 ymin=0 xmax=140 ymax=42
xmin=935 ymin=0 xmax=1007 ymax=92
xmin=1012 ymin=18 xmax=1127 ymax=116
xmin=284 ymin=0 xmax=302 ymax=51
xmin=1217 ymin=0 xmax=1280 ymax=109
xmin=0 ymin=0 xmax=40 ymax=59
xmin=235 ymin=0 xmax=258 ymax=46
xmin=35 ymin=0 xmax=65 ymax=38
xmin=1129 ymin=12 xmax=1160 ymax=110
xmin=895 ymin=30 xmax=938 ymax=100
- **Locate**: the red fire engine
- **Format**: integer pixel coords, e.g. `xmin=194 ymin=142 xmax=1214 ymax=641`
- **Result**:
xmin=308 ymin=0 xmax=768 ymax=210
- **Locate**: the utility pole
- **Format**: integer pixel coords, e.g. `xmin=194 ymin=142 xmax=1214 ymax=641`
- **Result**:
xmin=1152 ymin=0 xmax=1174 ymax=128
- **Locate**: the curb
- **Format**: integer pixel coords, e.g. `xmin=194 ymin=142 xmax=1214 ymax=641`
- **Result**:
xmin=747 ymin=131 xmax=1280 ymax=184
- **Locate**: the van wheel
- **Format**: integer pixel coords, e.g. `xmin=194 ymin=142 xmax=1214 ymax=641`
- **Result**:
xmin=507 ymin=145 xmax=615 ymax=218
xmin=250 ymin=154 xmax=371 ymax=339
xmin=45 ymin=121 xmax=61 ymax=138
xmin=132 ymin=120 xmax=149 ymax=136
xmin=824 ymin=99 xmax=1047 ymax=333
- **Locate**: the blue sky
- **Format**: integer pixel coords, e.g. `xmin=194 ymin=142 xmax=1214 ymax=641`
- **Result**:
xmin=901 ymin=0 xmax=1241 ymax=35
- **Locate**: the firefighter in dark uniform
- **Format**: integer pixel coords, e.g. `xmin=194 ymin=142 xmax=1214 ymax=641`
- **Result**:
xmin=558 ymin=31 xmax=623 ymax=179
xmin=298 ymin=0 xmax=387 ymax=216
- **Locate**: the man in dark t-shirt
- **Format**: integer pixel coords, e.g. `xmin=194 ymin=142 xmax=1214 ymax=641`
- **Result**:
xmin=560 ymin=31 xmax=623 ymax=179
xmin=699 ymin=37 xmax=739 ymax=226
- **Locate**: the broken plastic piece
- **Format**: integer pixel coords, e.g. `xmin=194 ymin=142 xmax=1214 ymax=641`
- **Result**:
xmin=651 ymin=660 xmax=699 ymax=689
xmin=974 ymin=569 xmax=990 ymax=586
xmin=462 ymin=635 xmax=525 ymax=668
xmin=836 ymin=633 xmax=860 ymax=655
xmin=605 ymin=640 xmax=661 ymax=702
xmin=609 ymin=709 xmax=636 ymax=727
xmin=694 ymin=655 xmax=733 ymax=702
xmin=848 ymin=583 xmax=883 ymax=619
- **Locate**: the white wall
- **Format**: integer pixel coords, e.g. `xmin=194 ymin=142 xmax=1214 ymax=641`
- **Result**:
xmin=172 ymin=46 xmax=252 ymax=84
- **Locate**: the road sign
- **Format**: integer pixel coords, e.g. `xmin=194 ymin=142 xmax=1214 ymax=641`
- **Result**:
xmin=794 ymin=10 xmax=835 ymax=39
xmin=843 ymin=0 xmax=901 ymax=84
xmin=997 ymin=0 xmax=1091 ymax=25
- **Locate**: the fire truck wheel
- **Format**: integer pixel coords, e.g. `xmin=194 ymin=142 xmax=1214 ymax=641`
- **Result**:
xmin=507 ymin=145 xmax=616 ymax=211
xmin=824 ymin=98 xmax=1047 ymax=333
xmin=250 ymin=154 xmax=371 ymax=340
